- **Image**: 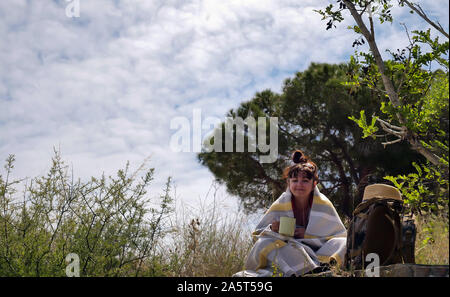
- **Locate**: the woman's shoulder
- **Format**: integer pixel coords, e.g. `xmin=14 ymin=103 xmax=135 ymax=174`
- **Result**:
xmin=265 ymin=191 xmax=292 ymax=213
xmin=271 ymin=191 xmax=293 ymax=206
xmin=312 ymin=188 xmax=334 ymax=207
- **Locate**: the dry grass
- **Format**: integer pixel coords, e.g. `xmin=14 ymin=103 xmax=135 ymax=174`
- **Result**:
xmin=157 ymin=190 xmax=254 ymax=277
xmin=414 ymin=212 xmax=449 ymax=265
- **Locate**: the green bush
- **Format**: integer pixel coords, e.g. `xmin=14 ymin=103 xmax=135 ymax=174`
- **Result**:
xmin=0 ymin=151 xmax=173 ymax=276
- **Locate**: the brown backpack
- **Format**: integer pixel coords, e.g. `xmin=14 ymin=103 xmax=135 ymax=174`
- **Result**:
xmin=345 ymin=184 xmax=416 ymax=271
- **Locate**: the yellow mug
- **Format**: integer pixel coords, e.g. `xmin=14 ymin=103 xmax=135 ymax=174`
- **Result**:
xmin=279 ymin=216 xmax=296 ymax=237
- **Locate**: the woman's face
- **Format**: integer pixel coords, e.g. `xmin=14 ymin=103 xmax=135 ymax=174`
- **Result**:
xmin=289 ymin=172 xmax=316 ymax=200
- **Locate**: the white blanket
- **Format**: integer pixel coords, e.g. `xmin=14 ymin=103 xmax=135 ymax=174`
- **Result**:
xmin=237 ymin=187 xmax=347 ymax=277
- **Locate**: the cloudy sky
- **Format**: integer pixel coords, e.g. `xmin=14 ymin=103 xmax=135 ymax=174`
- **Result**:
xmin=0 ymin=0 xmax=448 ymax=216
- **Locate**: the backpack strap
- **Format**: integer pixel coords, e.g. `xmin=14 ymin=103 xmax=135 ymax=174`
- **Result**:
xmin=378 ymin=204 xmax=401 ymax=265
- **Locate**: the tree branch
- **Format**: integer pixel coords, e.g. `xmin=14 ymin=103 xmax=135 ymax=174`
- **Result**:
xmin=325 ymin=148 xmax=352 ymax=217
xmin=381 ymin=138 xmax=402 ymax=148
xmin=401 ymin=0 xmax=449 ymax=38
xmin=343 ymin=0 xmax=445 ymax=167
xmin=343 ymin=0 xmax=402 ymax=107
xmin=377 ymin=118 xmax=407 ymax=138
xmin=329 ymin=134 xmax=360 ymax=185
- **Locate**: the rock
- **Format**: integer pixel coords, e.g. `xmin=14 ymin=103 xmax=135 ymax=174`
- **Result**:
xmin=352 ymin=264 xmax=449 ymax=277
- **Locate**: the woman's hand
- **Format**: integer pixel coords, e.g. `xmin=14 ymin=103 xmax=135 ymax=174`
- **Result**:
xmin=294 ymin=227 xmax=306 ymax=239
xmin=270 ymin=221 xmax=280 ymax=233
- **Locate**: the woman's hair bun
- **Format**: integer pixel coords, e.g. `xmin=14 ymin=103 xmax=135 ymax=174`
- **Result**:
xmin=292 ymin=150 xmax=307 ymax=164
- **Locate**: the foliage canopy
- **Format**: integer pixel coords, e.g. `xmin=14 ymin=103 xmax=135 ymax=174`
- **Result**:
xmin=315 ymin=0 xmax=449 ymax=214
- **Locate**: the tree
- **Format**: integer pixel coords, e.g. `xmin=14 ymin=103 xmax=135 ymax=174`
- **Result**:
xmin=316 ymin=0 xmax=449 ymax=213
xmin=198 ymin=63 xmax=422 ymax=217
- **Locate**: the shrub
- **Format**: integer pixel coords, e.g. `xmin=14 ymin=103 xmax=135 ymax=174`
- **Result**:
xmin=0 ymin=151 xmax=173 ymax=276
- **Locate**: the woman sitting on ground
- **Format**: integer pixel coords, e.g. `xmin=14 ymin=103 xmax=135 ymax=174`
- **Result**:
xmin=239 ymin=150 xmax=347 ymax=277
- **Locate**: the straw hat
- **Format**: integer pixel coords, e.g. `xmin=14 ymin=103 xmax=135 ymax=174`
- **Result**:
xmin=362 ymin=184 xmax=402 ymax=201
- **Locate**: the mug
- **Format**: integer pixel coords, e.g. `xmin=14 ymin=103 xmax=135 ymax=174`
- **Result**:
xmin=279 ymin=216 xmax=296 ymax=237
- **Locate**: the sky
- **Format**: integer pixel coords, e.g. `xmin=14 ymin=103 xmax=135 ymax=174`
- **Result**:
xmin=0 ymin=0 xmax=448 ymax=221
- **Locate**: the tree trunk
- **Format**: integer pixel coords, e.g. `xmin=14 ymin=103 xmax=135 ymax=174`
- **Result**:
xmin=327 ymin=149 xmax=353 ymax=218
xmin=343 ymin=0 xmax=444 ymax=168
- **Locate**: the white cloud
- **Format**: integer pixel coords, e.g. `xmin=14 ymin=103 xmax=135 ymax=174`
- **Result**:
xmin=0 ymin=0 xmax=448 ymax=214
